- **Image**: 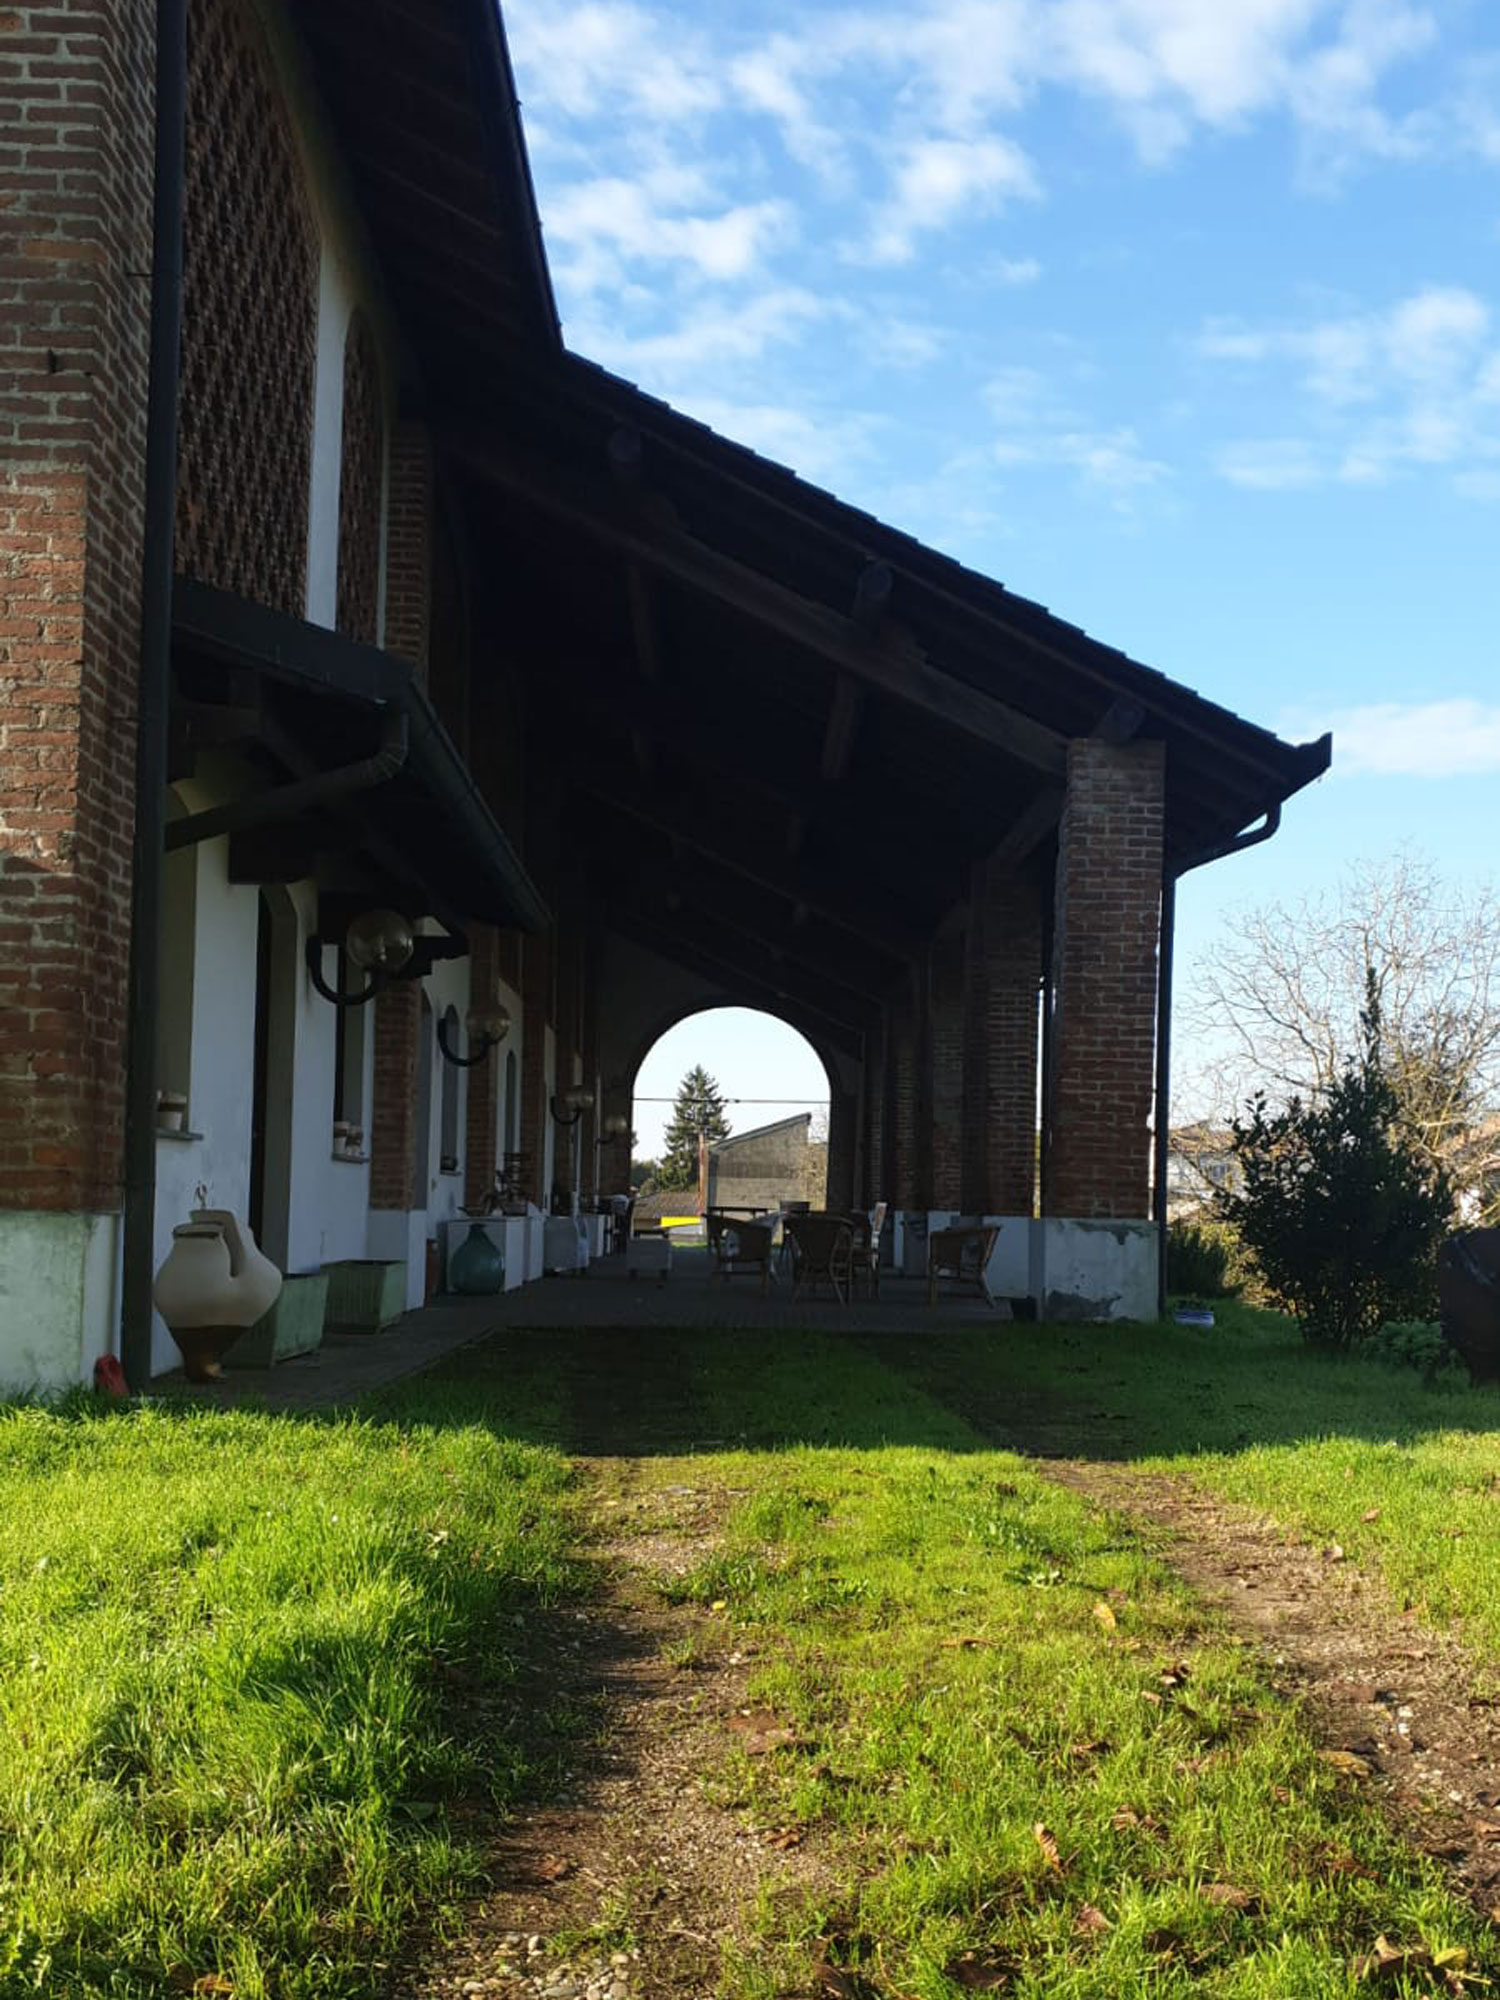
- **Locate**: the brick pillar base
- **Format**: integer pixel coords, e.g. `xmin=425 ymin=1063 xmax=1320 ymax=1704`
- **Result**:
xmin=1046 ymin=739 xmax=1164 ymax=1217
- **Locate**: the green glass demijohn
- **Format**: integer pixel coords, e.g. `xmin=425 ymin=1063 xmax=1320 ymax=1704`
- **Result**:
xmin=450 ymin=1223 xmax=504 ymax=1296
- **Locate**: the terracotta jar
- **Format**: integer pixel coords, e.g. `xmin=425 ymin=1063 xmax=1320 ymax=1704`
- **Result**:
xmin=153 ymin=1208 xmax=283 ymax=1382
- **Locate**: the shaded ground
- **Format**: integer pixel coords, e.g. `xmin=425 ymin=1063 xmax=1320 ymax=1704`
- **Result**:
xmin=367 ymin=1320 xmax=1500 ymax=1993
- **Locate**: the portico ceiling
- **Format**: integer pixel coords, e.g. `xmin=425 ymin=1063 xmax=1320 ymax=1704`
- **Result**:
xmin=290 ymin=0 xmax=1331 ymax=1035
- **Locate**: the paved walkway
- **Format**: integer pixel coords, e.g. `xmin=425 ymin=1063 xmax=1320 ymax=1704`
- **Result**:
xmin=161 ymin=1249 xmax=1010 ymax=1413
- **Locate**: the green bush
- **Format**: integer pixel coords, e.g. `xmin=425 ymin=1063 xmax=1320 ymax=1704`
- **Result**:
xmin=1219 ymin=975 xmax=1453 ymax=1350
xmin=1166 ymin=1218 xmax=1243 ymax=1299
xmin=1364 ymin=1318 xmax=1460 ymax=1381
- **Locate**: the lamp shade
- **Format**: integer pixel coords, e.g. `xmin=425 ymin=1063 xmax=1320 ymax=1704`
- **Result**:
xmin=466 ymin=1001 xmax=511 ymax=1044
xmin=345 ymin=908 xmax=414 ymax=974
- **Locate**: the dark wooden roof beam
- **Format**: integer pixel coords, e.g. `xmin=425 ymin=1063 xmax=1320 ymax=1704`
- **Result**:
xmin=1094 ymin=696 xmax=1146 ymax=744
xmin=581 ymin=782 xmax=924 ymax=960
xmin=449 ymin=429 xmax=1069 ymax=777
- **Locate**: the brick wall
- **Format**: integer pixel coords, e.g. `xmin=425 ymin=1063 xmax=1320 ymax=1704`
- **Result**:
xmin=1045 ymin=738 xmax=1164 ymax=1218
xmin=369 ymin=978 xmax=420 ymax=1210
xmin=383 ymin=419 xmax=432 ymax=680
xmin=0 ymin=2 xmax=154 ymax=1212
xmin=927 ymin=926 xmax=966 ymax=1208
xmin=963 ymin=860 xmax=1042 ymax=1215
xmin=888 ymin=974 xmax=921 ymax=1209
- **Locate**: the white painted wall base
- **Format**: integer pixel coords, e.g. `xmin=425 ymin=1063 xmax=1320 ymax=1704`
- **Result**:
xmin=366 ymin=1208 xmax=427 ymax=1310
xmin=0 ymin=1210 xmax=122 ymax=1393
xmin=890 ymin=1211 xmax=1159 ymax=1321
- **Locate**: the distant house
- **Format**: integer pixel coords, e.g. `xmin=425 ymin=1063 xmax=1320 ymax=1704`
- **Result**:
xmin=707 ymin=1115 xmax=827 ymax=1215
xmin=1166 ymin=1125 xmax=1239 ymax=1218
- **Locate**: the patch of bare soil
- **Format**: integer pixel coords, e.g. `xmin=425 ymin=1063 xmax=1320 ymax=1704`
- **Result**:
xmin=1050 ymin=1462 xmax=1500 ymax=1915
xmin=391 ymin=1464 xmax=836 ymax=2000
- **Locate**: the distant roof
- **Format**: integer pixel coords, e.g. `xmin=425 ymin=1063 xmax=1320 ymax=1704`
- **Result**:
xmin=710 ymin=1113 xmax=813 ymax=1158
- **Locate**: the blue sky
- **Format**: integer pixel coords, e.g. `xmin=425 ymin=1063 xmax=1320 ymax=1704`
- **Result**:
xmin=505 ymin=0 xmax=1500 ymax=1146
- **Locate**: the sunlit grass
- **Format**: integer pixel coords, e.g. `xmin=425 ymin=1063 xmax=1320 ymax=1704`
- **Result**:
xmin=0 ymin=1396 xmax=582 ymax=1999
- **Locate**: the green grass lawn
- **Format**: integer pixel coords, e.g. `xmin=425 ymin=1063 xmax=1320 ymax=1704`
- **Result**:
xmin=6 ymin=1309 xmax=1500 ymax=1998
xmin=0 ymin=1396 xmax=583 ymax=1999
xmin=413 ymin=1323 xmax=1500 ymax=1996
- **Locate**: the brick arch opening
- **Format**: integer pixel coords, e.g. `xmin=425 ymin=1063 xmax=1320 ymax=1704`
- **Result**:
xmin=624 ymin=1005 xmax=836 ymax=1212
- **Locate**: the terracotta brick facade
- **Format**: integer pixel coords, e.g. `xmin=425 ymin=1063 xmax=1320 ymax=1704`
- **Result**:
xmin=0 ymin=1 xmax=155 ymax=1213
xmin=1045 ymin=738 xmax=1164 ymax=1218
xmin=963 ymin=860 xmax=1043 ymax=1215
xmin=383 ymin=419 xmax=432 ymax=679
xmin=368 ymin=978 xmax=420 ymax=1210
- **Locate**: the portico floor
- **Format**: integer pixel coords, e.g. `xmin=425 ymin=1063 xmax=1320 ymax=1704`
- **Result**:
xmin=160 ymin=1247 xmax=1013 ymax=1413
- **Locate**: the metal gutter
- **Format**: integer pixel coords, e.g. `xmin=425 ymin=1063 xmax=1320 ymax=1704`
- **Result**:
xmin=164 ymin=710 xmax=408 ymax=851
xmin=120 ymin=0 xmax=187 ymax=1391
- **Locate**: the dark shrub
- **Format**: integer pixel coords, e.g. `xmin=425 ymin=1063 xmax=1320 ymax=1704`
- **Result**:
xmin=1364 ymin=1319 xmax=1459 ymax=1382
xmin=1219 ymin=976 xmax=1453 ymax=1350
xmin=1166 ymin=1219 xmax=1242 ymax=1299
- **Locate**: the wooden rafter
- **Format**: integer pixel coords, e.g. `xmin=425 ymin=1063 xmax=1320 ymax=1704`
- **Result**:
xmin=448 ymin=428 xmax=1070 ymax=777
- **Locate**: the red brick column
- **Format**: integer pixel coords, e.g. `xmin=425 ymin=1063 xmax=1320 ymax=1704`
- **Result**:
xmin=369 ymin=980 xmax=421 ymax=1211
xmin=963 ymin=861 xmax=1043 ymax=1215
xmin=0 ymin=4 xmax=155 ymax=1216
xmin=861 ymin=1014 xmax=888 ymax=1206
xmin=928 ymin=927 xmax=966 ymax=1209
xmin=826 ymin=1086 xmax=858 ymax=1213
xmin=383 ymin=420 xmax=432 ymax=683
xmin=1045 ymin=739 xmax=1164 ymax=1217
xmin=888 ymin=973 xmax=923 ymax=1210
xmin=463 ymin=925 xmax=500 ymax=1209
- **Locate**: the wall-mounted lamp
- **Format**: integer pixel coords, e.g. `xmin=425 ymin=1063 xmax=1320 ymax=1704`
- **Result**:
xmin=550 ymin=1084 xmax=597 ymax=1126
xmin=306 ymin=910 xmax=468 ymax=1008
xmin=437 ymin=1001 xmax=511 ymax=1069
xmin=305 ymin=907 xmax=414 ymax=1007
xmin=601 ymin=1113 xmax=631 ymax=1140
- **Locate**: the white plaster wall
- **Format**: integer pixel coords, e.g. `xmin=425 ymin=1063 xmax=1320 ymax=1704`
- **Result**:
xmin=150 ymin=833 xmax=259 ymax=1376
xmin=283 ymin=881 xmax=373 ymax=1276
xmin=0 ymin=1212 xmax=120 ymax=1392
xmin=421 ymin=952 xmax=471 ymax=1234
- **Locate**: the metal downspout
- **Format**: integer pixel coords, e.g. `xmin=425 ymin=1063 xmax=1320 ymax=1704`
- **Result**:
xmin=1153 ymin=802 xmax=1283 ymax=1319
xmin=163 ymin=709 xmax=409 ymax=850
xmin=119 ymin=0 xmax=187 ymax=1389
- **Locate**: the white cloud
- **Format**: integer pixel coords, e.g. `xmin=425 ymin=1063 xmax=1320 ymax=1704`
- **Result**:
xmin=544 ymin=179 xmax=792 ymax=292
xmin=1217 ymin=436 xmax=1326 ymax=488
xmin=855 ymin=135 xmax=1041 ymax=264
xmin=1200 ymin=286 xmax=1500 ymax=491
xmin=1283 ymin=699 xmax=1500 ymax=776
xmin=563 ymin=288 xmax=827 ymax=375
xmin=983 ymin=365 xmax=1170 ymax=500
xmin=992 ymin=255 xmax=1043 ymax=285
xmin=677 ymin=399 xmax=879 ymax=489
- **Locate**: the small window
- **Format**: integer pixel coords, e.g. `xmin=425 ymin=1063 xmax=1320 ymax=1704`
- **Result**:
xmin=332 ymin=947 xmax=366 ymax=1130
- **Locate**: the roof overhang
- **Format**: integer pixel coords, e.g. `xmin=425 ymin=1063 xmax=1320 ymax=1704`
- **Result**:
xmin=169 ymin=577 xmax=549 ymax=934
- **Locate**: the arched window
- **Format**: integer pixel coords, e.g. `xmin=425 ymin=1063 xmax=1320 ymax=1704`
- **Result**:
xmin=439 ymin=1005 xmax=461 ymax=1174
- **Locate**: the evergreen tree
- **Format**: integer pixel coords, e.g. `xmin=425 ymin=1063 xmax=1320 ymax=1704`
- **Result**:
xmin=658 ymin=1066 xmax=731 ymax=1192
xmin=1219 ymin=974 xmax=1453 ymax=1349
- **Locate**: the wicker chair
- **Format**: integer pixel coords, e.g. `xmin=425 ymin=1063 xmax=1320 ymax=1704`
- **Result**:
xmin=784 ymin=1212 xmax=855 ymax=1304
xmin=927 ymin=1222 xmax=1001 ymax=1308
xmin=708 ymin=1212 xmax=774 ymax=1295
xmin=848 ymin=1201 xmax=888 ymax=1299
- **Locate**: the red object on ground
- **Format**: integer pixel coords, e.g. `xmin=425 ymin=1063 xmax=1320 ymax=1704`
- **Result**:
xmin=92 ymin=1354 xmax=128 ymax=1399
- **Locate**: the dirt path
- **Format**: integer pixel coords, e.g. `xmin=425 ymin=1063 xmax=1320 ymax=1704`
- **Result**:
xmin=395 ymin=1461 xmax=836 ymax=2000
xmin=1049 ymin=1460 xmax=1500 ymax=1915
